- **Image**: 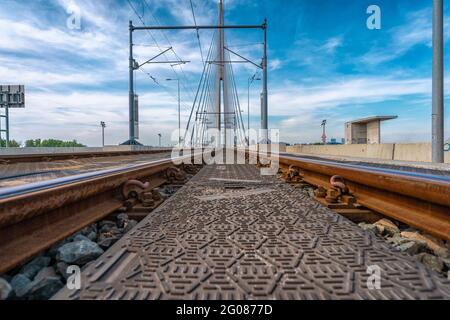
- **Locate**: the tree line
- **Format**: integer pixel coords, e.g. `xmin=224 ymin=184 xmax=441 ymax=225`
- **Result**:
xmin=0 ymin=138 xmax=86 ymax=148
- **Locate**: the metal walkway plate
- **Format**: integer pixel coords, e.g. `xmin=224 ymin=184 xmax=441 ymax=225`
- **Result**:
xmin=54 ymin=164 xmax=450 ymax=300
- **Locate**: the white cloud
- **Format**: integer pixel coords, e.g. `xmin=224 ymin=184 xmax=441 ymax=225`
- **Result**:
xmin=269 ymin=76 xmax=430 ymax=116
xmin=269 ymin=59 xmax=282 ymax=71
xmin=321 ymin=36 xmax=342 ymax=54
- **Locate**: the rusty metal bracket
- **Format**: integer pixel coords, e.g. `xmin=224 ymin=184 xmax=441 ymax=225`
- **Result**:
xmin=166 ymin=166 xmax=187 ymax=182
xmin=122 ymin=179 xmax=151 ymax=200
xmin=280 ymin=165 xmax=304 ymax=183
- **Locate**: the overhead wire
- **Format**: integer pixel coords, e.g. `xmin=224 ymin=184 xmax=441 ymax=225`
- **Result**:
xmin=127 ymin=0 xmax=196 ymax=103
xmin=189 ymin=0 xmax=205 ymax=65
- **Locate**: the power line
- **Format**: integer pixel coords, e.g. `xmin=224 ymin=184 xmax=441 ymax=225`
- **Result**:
xmin=138 ymin=67 xmax=191 ymax=111
xmin=127 ymin=0 xmax=196 ymax=102
xmin=140 ymin=0 xmax=197 ymax=101
xmin=189 ymin=0 xmax=205 ymax=65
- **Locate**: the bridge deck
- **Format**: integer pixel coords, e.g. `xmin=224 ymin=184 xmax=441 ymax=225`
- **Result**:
xmin=54 ymin=164 xmax=450 ymax=300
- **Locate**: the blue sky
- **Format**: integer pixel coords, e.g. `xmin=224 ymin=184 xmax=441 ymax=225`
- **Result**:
xmin=1 ymin=0 xmax=449 ymax=146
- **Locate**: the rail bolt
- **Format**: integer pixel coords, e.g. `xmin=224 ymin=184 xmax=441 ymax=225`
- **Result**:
xmin=314 ymin=186 xmax=327 ymax=198
xmin=325 ymin=188 xmax=340 ymax=203
xmin=151 ymin=188 xmax=162 ymax=201
xmin=330 ymin=175 xmax=348 ymax=193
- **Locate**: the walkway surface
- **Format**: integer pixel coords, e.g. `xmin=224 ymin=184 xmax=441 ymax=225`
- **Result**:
xmin=54 ymin=164 xmax=450 ymax=300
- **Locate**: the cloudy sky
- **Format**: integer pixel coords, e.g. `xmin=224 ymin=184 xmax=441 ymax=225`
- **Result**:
xmin=1 ymin=0 xmax=449 ymax=146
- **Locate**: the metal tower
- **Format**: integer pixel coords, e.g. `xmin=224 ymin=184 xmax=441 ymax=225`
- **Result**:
xmin=213 ymin=0 xmax=233 ymax=146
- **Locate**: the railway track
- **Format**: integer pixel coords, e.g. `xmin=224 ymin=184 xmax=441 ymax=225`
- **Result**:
xmin=0 ymin=153 xmax=198 ymax=274
xmin=273 ymin=153 xmax=450 ymax=241
xmin=0 ymin=148 xmax=449 ymax=299
xmin=0 ymin=148 xmax=172 ymax=164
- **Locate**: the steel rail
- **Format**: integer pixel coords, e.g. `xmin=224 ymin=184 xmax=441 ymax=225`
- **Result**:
xmin=268 ymin=152 xmax=450 ymax=241
xmin=0 ymin=153 xmax=195 ymax=274
xmin=0 ymin=148 xmax=172 ymax=164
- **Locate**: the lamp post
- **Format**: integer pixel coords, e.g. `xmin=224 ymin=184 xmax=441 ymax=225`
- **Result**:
xmin=100 ymin=121 xmax=106 ymax=147
xmin=321 ymin=120 xmax=327 ymax=145
xmin=247 ymin=73 xmax=261 ymax=145
xmin=166 ymin=78 xmax=181 ymax=145
xmin=158 ymin=133 xmax=162 ymax=147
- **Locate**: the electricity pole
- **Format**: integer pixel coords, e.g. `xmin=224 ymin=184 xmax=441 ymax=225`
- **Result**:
xmin=432 ymin=0 xmax=444 ymax=163
xmin=321 ymin=120 xmax=327 ymax=145
xmin=100 ymin=121 xmax=106 ymax=147
xmin=261 ymin=18 xmax=268 ymax=143
xmin=123 ymin=21 xmax=189 ymax=146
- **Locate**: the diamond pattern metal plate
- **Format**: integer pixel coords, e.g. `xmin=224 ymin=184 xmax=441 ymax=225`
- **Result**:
xmin=53 ymin=164 xmax=450 ymax=300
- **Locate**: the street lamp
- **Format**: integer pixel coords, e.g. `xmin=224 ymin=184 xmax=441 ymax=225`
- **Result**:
xmin=158 ymin=133 xmax=162 ymax=147
xmin=166 ymin=78 xmax=181 ymax=145
xmin=247 ymin=73 xmax=261 ymax=145
xmin=100 ymin=121 xmax=106 ymax=147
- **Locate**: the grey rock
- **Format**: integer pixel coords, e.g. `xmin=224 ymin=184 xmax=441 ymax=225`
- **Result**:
xmin=67 ymin=226 xmax=98 ymax=242
xmin=386 ymin=234 xmax=411 ymax=246
xmin=110 ymin=226 xmax=123 ymax=235
xmin=73 ymin=234 xmax=91 ymax=242
xmin=26 ymin=276 xmax=63 ymax=300
xmin=20 ymin=256 xmax=51 ymax=279
xmin=416 ymin=253 xmax=444 ymax=273
xmin=434 ymin=247 xmax=450 ymax=259
xmin=99 ymin=221 xmax=116 ymax=233
xmin=358 ymin=223 xmax=378 ymax=234
xmin=97 ymin=236 xmax=120 ymax=250
xmin=48 ymin=240 xmax=70 ymax=258
xmin=374 ymin=218 xmax=400 ymax=237
xmin=85 ymin=231 xmax=97 ymax=242
xmin=117 ymin=213 xmax=129 ymax=228
xmin=396 ymin=241 xmax=426 ymax=255
xmin=34 ymin=266 xmax=58 ymax=282
xmin=80 ymin=224 xmax=97 ymax=236
xmin=0 ymin=277 xmax=12 ymax=300
xmin=56 ymin=262 xmax=70 ymax=280
xmin=123 ymin=220 xmax=138 ymax=233
xmin=10 ymin=274 xmax=31 ymax=297
xmin=56 ymin=240 xmax=104 ymax=265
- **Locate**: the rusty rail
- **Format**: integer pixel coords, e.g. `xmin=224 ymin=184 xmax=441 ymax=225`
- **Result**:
xmin=0 ymin=154 xmax=194 ymax=274
xmin=271 ymin=153 xmax=450 ymax=241
xmin=1 ymin=148 xmax=449 ymax=273
xmin=0 ymin=148 xmax=172 ymax=164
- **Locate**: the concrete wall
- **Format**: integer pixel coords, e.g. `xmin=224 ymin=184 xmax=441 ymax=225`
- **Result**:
xmin=366 ymin=121 xmax=380 ymax=144
xmin=286 ymin=143 xmax=450 ymax=163
xmin=0 ymin=145 xmax=165 ymax=156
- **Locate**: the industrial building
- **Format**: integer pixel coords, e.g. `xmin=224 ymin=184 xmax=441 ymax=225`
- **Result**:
xmin=345 ymin=115 xmax=397 ymax=144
